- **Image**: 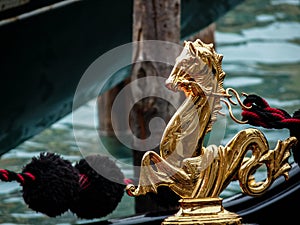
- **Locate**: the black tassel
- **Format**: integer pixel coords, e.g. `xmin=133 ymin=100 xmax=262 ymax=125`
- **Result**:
xmin=0 ymin=152 xmax=126 ymax=219
xmin=21 ymin=152 xmax=79 ymax=217
xmin=290 ymin=109 xmax=300 ymax=165
xmin=70 ymin=155 xmax=125 ymax=219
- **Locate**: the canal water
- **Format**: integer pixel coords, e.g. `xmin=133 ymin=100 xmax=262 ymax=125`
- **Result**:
xmin=0 ymin=0 xmax=300 ymax=224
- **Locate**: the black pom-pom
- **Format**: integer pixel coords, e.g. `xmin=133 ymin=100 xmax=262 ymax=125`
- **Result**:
xmin=70 ymin=155 xmax=125 ymax=219
xmin=290 ymin=109 xmax=300 ymax=165
xmin=22 ymin=152 xmax=80 ymax=217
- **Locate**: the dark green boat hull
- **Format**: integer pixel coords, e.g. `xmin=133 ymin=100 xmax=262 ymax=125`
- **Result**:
xmin=0 ymin=0 xmax=244 ymax=155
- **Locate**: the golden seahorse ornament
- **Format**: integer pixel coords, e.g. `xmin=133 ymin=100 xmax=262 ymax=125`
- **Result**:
xmin=126 ymin=39 xmax=297 ymax=224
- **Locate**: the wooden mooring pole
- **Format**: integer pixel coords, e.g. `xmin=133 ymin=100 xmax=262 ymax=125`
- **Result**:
xmin=129 ymin=0 xmax=181 ymax=213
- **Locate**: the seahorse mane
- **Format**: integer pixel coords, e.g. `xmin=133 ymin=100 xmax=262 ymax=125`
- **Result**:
xmin=187 ymin=39 xmax=226 ymax=133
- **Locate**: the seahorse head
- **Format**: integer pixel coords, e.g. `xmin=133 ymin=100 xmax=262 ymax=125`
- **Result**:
xmin=165 ymin=39 xmax=226 ymax=132
xmin=166 ymin=39 xmax=225 ymax=97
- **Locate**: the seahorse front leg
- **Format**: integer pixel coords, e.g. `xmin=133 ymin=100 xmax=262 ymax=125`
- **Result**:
xmin=126 ymin=151 xmax=191 ymax=197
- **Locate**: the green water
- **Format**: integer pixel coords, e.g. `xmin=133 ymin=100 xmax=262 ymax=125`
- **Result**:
xmin=1 ymin=0 xmax=300 ymax=224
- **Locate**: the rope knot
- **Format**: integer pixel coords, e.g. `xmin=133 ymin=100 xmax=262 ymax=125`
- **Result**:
xmin=241 ymin=94 xmax=300 ymax=129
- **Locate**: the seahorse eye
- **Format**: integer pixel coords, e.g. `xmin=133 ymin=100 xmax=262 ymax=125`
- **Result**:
xmin=212 ymin=67 xmax=217 ymax=76
xmin=164 ymin=149 xmax=169 ymax=155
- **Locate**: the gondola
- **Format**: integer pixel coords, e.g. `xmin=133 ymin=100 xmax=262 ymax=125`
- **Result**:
xmin=2 ymin=1 xmax=300 ymax=225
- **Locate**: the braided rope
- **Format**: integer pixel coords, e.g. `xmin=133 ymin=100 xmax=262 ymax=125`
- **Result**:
xmin=0 ymin=169 xmax=35 ymax=185
xmin=241 ymin=94 xmax=300 ymax=129
xmin=241 ymin=94 xmax=300 ymax=164
xmin=79 ymin=174 xmax=90 ymax=190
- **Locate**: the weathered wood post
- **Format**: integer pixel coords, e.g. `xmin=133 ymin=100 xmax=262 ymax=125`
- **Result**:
xmin=129 ymin=0 xmax=181 ymax=213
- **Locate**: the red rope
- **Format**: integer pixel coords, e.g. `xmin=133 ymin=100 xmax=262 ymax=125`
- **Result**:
xmin=79 ymin=174 xmax=90 ymax=190
xmin=0 ymin=169 xmax=9 ymax=181
xmin=0 ymin=169 xmax=35 ymax=185
xmin=241 ymin=94 xmax=300 ymax=129
xmin=241 ymin=94 xmax=300 ymax=164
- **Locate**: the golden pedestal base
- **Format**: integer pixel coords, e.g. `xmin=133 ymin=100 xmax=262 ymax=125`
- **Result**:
xmin=162 ymin=198 xmax=242 ymax=225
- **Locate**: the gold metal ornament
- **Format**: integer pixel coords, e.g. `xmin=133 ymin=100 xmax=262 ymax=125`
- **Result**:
xmin=126 ymin=39 xmax=297 ymax=224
